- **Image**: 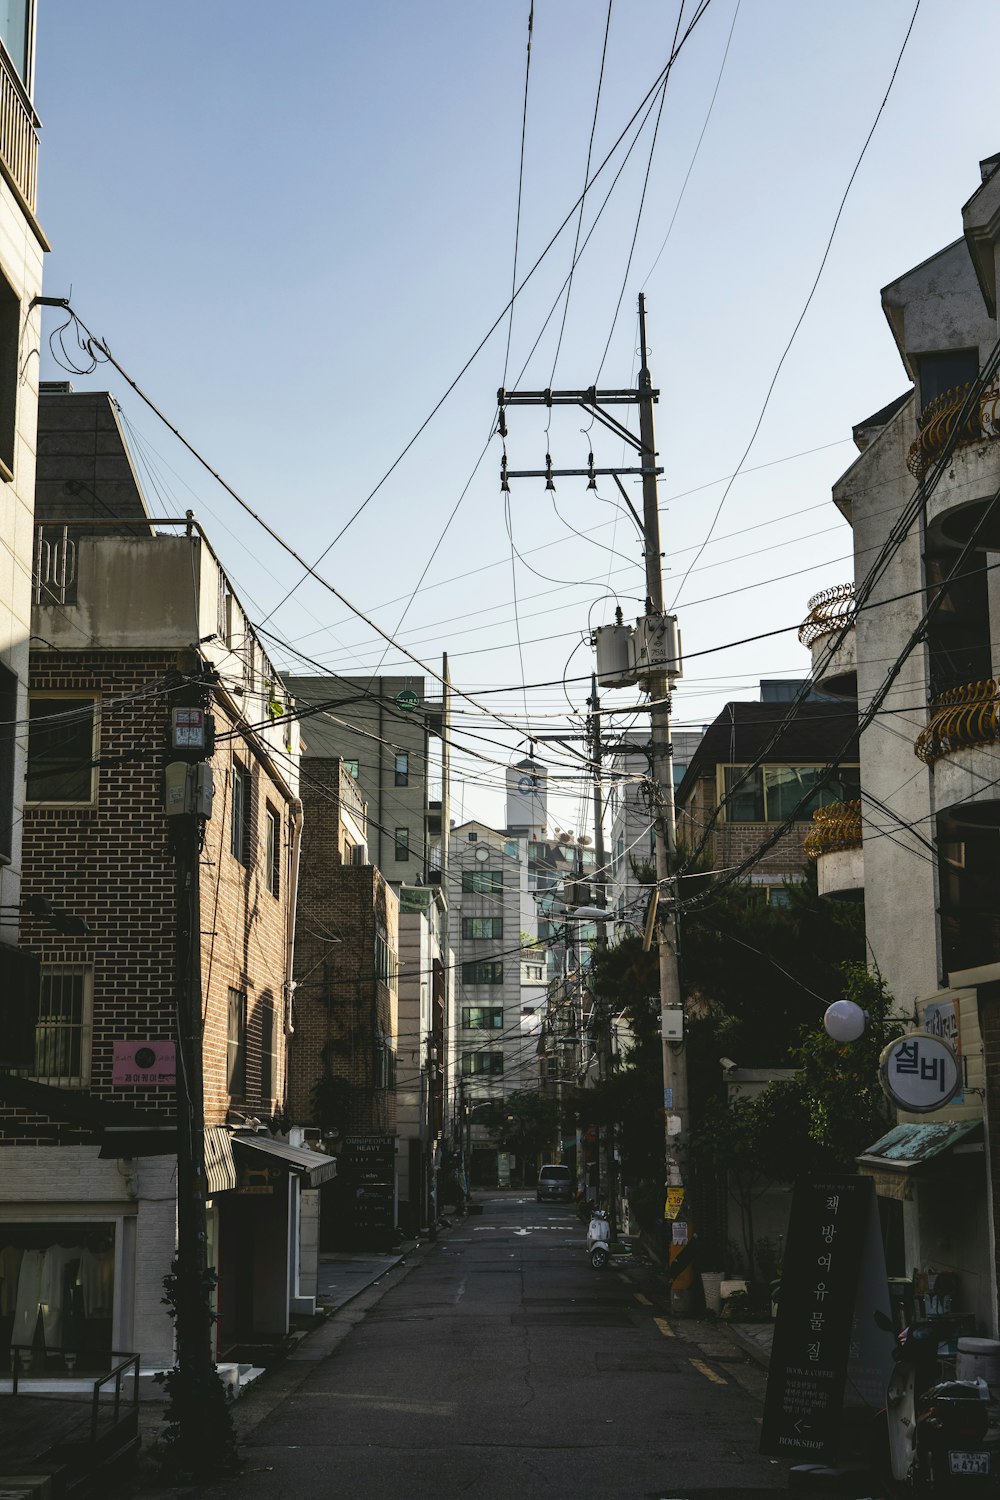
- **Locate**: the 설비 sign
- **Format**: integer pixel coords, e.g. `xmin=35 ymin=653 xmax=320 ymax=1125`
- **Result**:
xmin=879 ymin=1032 xmax=961 ymax=1113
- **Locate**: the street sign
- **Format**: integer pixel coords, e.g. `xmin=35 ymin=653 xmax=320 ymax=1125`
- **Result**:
xmin=760 ymin=1175 xmax=893 ymax=1463
xmin=879 ymin=1031 xmax=960 ymax=1113
xmin=395 ymin=689 xmax=419 ymax=712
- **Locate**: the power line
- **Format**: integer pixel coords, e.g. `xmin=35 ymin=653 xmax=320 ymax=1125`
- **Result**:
xmin=668 ymin=0 xmax=921 ymax=608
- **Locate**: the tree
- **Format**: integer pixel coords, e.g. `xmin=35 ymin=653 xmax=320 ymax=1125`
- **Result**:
xmin=483 ymin=1089 xmax=561 ymax=1184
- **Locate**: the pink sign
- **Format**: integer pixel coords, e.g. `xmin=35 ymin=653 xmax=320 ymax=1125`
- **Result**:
xmin=112 ymin=1040 xmax=176 ymax=1087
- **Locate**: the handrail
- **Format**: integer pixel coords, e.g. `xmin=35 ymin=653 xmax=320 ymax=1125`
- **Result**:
xmin=91 ymin=1353 xmax=140 ymax=1444
xmin=0 ymin=42 xmax=39 ymax=215
xmin=798 ymin=582 xmax=856 ymax=648
xmin=914 ymin=678 xmax=1000 ymax=764
xmin=908 ymin=380 xmax=1000 ymax=478
xmin=803 ymin=799 xmax=862 ymax=857
xmin=8 ymin=1344 xmax=140 ymax=1445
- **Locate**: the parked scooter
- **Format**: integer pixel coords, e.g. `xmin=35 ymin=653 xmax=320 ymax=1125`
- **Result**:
xmin=586 ymin=1207 xmax=611 ymax=1269
xmin=878 ymin=1312 xmax=1000 ymax=1495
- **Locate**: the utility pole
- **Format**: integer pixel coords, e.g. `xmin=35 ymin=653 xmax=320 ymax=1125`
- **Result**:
xmin=165 ymin=664 xmax=235 ymax=1472
xmin=588 ymin=673 xmax=617 ymax=1241
xmin=499 ymin=294 xmax=691 ymax=1310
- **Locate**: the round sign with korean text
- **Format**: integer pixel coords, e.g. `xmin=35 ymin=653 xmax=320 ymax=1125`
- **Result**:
xmin=879 ymin=1031 xmax=961 ymax=1113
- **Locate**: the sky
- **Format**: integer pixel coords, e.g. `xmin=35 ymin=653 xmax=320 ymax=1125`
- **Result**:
xmin=31 ymin=0 xmax=1000 ymax=836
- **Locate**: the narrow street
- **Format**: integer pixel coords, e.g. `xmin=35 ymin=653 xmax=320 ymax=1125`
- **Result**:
xmin=206 ymin=1193 xmax=786 ymax=1500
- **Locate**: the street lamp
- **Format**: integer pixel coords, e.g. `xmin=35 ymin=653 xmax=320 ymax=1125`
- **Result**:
xmin=822 ymin=999 xmax=867 ymax=1043
xmin=564 ymin=904 xmax=657 ymax=953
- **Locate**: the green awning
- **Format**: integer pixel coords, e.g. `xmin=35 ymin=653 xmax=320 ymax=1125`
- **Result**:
xmin=857 ymin=1120 xmax=982 ymax=1198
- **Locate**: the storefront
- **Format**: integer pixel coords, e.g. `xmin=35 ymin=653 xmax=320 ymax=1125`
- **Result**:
xmin=1 ymin=1222 xmax=117 ymax=1376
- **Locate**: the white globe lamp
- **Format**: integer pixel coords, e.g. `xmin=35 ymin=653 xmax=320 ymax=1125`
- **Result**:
xmin=823 ymin=999 xmax=866 ymax=1043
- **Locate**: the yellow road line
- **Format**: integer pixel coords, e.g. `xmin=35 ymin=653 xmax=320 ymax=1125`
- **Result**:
xmin=690 ymin=1358 xmax=727 ymax=1386
xmin=654 ymin=1316 xmax=675 ymax=1338
xmin=633 ymin=1292 xmax=651 ymax=1306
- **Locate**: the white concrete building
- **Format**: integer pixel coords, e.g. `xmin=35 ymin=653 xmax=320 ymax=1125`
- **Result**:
xmin=807 ymin=152 xmax=1000 ymax=1336
xmin=0 ymin=9 xmax=47 ymax=1003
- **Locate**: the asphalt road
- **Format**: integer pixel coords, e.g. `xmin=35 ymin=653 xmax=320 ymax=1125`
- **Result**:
xmin=204 ymin=1192 xmax=789 ymax=1500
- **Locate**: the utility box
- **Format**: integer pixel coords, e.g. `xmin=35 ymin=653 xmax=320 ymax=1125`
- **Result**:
xmin=661 ymin=1008 xmax=684 ymax=1041
xmin=630 ymin=613 xmax=682 ymax=683
xmin=594 ymin=623 xmax=636 ymax=688
xmin=164 ymin=762 xmax=215 ymax=819
xmin=563 ymin=878 xmax=591 ymax=909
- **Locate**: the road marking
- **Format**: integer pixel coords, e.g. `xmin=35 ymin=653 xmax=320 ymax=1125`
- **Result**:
xmin=616 ymin=1272 xmax=630 ymax=1284
xmin=690 ymin=1357 xmax=727 ymax=1386
xmin=654 ymin=1317 xmax=675 ymax=1338
xmin=634 ymin=1292 xmax=652 ymax=1306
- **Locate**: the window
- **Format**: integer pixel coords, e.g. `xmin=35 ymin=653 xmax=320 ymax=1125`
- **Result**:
xmin=394 ymin=827 xmax=410 ymax=862
xmin=0 ymin=663 xmax=15 ymax=859
xmin=394 ymin=752 xmax=409 ymax=787
xmin=375 ymin=922 xmax=397 ymax=991
xmin=0 ymin=267 xmax=19 ymax=479
xmin=265 ymin=805 xmax=280 ymax=897
xmin=344 ymin=758 xmax=359 ymax=779
xmin=231 ymin=761 xmax=251 ymax=864
xmin=462 ymin=960 xmax=503 ymax=986
xmin=0 ymin=3 xmax=32 ymax=85
xmin=260 ymin=1001 xmax=277 ymax=1107
xmin=462 ymin=1051 xmax=504 ymax=1076
xmin=462 ymin=916 xmax=502 ymax=940
xmin=917 ymin=348 xmax=980 ymax=411
xmin=720 ymin=765 xmax=860 ymax=823
xmin=26 ymin=695 xmax=97 ymax=804
xmin=374 ymin=1032 xmax=396 ymax=1091
xmin=462 ymin=869 xmax=502 ymax=894
xmin=462 ymin=1006 xmax=503 ymax=1030
xmin=33 ymin=966 xmax=91 ymax=1085
xmin=467 ymin=830 xmax=477 ymax=841
xmin=227 ymin=987 xmax=247 ymax=1099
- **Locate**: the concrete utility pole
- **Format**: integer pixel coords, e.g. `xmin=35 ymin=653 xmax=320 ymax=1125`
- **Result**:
xmin=166 ymin=664 xmax=234 ymax=1470
xmin=587 ymin=673 xmax=617 ymax=1241
xmin=635 ymin=295 xmax=693 ymax=1311
xmin=499 ymin=295 xmax=691 ymax=1309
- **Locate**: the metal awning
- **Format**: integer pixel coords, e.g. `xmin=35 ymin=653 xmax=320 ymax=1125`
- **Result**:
xmin=205 ymin=1124 xmax=238 ymax=1195
xmin=231 ymin=1133 xmax=337 ymax=1187
xmin=857 ymin=1119 xmax=983 ymax=1199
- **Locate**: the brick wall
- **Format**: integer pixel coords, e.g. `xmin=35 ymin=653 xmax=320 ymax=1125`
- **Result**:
xmin=3 ymin=650 xmax=297 ymax=1146
xmin=290 ymin=759 xmax=398 ymax=1135
xmin=678 ymin=769 xmax=811 ymax=878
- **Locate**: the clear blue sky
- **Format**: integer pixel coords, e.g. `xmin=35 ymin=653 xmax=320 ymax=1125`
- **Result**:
xmin=34 ymin=1 xmax=1000 ymax=830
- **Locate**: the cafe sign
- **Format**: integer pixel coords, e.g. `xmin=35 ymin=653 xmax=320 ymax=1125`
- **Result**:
xmin=879 ymin=1032 xmax=960 ymax=1114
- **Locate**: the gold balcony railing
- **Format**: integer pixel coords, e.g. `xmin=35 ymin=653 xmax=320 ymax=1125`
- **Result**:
xmin=907 ymin=380 xmax=1000 ymax=478
xmin=0 ymin=43 xmax=38 ymax=215
xmin=914 ymin=678 xmax=1000 ymax=764
xmin=798 ymin=582 xmax=855 ymax=648
xmin=803 ymin=800 xmax=862 ymax=858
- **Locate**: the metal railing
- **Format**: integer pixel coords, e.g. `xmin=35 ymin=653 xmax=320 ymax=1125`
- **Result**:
xmin=0 ymin=43 xmax=39 ymax=215
xmin=798 ymin=582 xmax=856 ymax=648
xmin=803 ymin=800 xmax=863 ymax=858
xmin=34 ymin=523 xmax=77 ymax=605
xmin=8 ymin=1346 xmax=140 ymax=1444
xmin=339 ymin=762 xmax=367 ymax=830
xmin=914 ymin=678 xmax=1000 ymax=764
xmin=907 ymin=380 xmax=1000 ymax=478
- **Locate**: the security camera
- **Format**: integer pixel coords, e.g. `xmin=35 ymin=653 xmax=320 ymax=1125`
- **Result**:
xmin=719 ymin=1057 xmax=739 ymax=1074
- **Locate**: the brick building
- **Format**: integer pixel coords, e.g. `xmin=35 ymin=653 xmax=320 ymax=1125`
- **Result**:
xmin=675 ymin=694 xmax=859 ymax=899
xmin=0 ymin=390 xmax=330 ymax=1373
xmin=289 ymin=755 xmax=400 ymax=1248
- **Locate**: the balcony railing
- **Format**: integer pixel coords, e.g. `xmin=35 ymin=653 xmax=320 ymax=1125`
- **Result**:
xmin=803 ymin=800 xmax=862 ymax=858
xmin=339 ymin=762 xmax=367 ymax=831
xmin=915 ymin=678 xmax=1000 ymax=764
xmin=0 ymin=42 xmax=39 ymax=215
xmin=907 ymin=380 xmax=1000 ymax=478
xmin=798 ymin=582 xmax=855 ymax=648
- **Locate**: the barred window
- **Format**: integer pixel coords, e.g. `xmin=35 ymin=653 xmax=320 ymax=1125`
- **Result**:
xmin=34 ymin=967 xmax=91 ymax=1085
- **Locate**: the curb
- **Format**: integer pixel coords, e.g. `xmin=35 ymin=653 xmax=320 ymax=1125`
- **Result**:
xmin=723 ymin=1321 xmax=773 ymax=1370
